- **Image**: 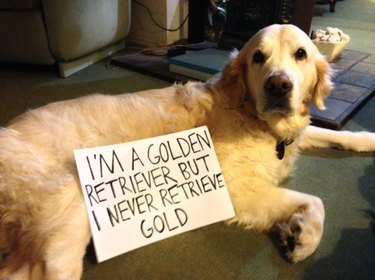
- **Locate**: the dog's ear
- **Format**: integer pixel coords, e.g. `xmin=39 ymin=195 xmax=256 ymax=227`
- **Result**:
xmin=217 ymin=50 xmax=247 ymax=108
xmin=312 ymin=56 xmax=333 ymax=110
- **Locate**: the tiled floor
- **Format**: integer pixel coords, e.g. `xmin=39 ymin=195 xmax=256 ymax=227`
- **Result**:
xmin=311 ymin=50 xmax=375 ymax=129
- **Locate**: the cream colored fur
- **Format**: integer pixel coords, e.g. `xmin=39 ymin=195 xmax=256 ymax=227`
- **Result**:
xmin=1 ymin=24 xmax=375 ymax=279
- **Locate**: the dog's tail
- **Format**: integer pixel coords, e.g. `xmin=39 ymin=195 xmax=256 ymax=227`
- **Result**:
xmin=0 ymin=202 xmax=26 ymax=278
xmin=0 ymin=199 xmax=40 ymax=279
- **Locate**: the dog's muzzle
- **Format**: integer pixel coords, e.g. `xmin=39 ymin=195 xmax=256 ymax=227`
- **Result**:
xmin=264 ymin=74 xmax=293 ymax=114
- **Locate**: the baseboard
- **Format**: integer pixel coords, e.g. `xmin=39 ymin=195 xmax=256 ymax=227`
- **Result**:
xmin=58 ymin=40 xmax=126 ymax=78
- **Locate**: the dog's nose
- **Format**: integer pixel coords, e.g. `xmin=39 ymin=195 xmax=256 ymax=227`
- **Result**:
xmin=265 ymin=74 xmax=293 ymax=96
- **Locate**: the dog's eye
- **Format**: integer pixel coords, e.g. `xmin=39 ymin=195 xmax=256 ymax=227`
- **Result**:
xmin=295 ymin=48 xmax=307 ymax=60
xmin=253 ymin=50 xmax=265 ymax=64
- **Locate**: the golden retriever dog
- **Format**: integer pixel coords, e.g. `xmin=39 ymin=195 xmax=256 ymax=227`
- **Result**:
xmin=1 ymin=24 xmax=375 ymax=279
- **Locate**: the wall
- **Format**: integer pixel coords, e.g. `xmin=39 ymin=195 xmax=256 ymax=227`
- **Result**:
xmin=128 ymin=0 xmax=189 ymax=46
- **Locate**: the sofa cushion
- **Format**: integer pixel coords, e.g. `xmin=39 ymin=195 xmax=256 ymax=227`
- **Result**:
xmin=0 ymin=0 xmax=40 ymax=10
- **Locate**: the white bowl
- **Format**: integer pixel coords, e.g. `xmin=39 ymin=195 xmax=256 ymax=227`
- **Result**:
xmin=313 ymin=36 xmax=350 ymax=62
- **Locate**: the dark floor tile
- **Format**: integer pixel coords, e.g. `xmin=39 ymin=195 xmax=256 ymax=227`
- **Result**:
xmin=340 ymin=49 xmax=370 ymax=61
xmin=330 ymin=83 xmax=368 ymax=102
xmin=330 ymin=59 xmax=357 ymax=71
xmin=335 ymin=70 xmax=375 ymax=88
xmin=311 ymin=97 xmax=352 ymax=120
xmin=351 ymin=62 xmax=375 ymax=74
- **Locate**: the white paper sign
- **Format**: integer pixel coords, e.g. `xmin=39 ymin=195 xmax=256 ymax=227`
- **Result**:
xmin=74 ymin=126 xmax=235 ymax=262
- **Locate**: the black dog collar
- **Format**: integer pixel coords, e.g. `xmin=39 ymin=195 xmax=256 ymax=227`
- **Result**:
xmin=276 ymin=141 xmax=286 ymax=160
xmin=276 ymin=139 xmax=294 ymax=160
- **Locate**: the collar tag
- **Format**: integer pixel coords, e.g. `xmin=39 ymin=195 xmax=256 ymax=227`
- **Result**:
xmin=276 ymin=141 xmax=285 ymax=160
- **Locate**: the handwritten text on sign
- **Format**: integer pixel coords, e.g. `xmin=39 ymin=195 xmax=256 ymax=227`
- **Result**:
xmin=74 ymin=126 xmax=235 ymax=262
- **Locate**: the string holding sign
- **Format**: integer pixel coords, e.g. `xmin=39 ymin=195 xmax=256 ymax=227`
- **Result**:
xmin=74 ymin=126 xmax=235 ymax=262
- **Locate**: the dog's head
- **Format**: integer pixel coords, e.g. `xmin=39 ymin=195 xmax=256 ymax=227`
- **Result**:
xmin=217 ymin=24 xmax=332 ymax=137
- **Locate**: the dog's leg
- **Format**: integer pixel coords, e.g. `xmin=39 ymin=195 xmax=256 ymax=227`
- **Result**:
xmin=229 ymin=184 xmax=324 ymax=262
xmin=299 ymin=125 xmax=375 ymax=152
xmin=6 ymin=262 xmax=44 ymax=280
xmin=5 ymin=263 xmax=30 ymax=280
xmin=273 ymin=191 xmax=325 ymax=262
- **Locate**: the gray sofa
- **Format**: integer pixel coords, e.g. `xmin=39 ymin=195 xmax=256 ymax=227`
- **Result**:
xmin=0 ymin=0 xmax=131 ymax=77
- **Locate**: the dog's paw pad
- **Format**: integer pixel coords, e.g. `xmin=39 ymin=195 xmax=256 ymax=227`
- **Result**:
xmin=275 ymin=219 xmax=303 ymax=261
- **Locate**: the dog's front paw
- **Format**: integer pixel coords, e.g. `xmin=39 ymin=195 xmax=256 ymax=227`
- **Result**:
xmin=276 ymin=197 xmax=325 ymax=262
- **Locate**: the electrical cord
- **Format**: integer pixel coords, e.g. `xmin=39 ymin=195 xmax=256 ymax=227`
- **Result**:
xmin=133 ymin=0 xmax=189 ymax=32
